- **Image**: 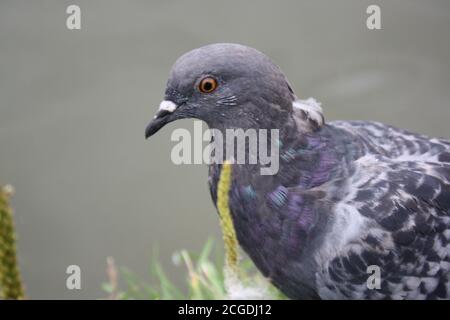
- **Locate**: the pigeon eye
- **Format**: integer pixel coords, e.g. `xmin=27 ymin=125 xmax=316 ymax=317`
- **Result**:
xmin=199 ymin=77 xmax=218 ymax=93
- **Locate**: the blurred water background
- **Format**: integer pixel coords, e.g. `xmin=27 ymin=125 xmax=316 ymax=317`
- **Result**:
xmin=0 ymin=0 xmax=449 ymax=298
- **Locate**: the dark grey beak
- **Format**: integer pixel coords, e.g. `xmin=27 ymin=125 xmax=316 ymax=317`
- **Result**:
xmin=145 ymin=100 xmax=181 ymax=139
xmin=145 ymin=109 xmax=173 ymax=139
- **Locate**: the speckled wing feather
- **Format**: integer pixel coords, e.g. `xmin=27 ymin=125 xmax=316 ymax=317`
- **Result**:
xmin=331 ymin=120 xmax=450 ymax=161
xmin=316 ymin=122 xmax=450 ymax=299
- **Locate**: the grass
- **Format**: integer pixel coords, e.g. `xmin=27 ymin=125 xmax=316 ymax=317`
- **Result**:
xmin=102 ymin=239 xmax=286 ymax=300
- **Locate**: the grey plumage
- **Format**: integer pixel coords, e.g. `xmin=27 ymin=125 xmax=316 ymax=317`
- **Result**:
xmin=145 ymin=43 xmax=450 ymax=299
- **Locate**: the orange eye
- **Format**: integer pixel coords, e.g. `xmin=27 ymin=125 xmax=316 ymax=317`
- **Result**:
xmin=199 ymin=77 xmax=218 ymax=93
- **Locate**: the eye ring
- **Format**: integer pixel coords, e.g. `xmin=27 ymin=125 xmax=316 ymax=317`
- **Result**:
xmin=199 ymin=77 xmax=218 ymax=93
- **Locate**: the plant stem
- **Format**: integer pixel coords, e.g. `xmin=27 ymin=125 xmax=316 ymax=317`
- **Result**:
xmin=216 ymin=162 xmax=238 ymax=274
xmin=0 ymin=185 xmax=25 ymax=300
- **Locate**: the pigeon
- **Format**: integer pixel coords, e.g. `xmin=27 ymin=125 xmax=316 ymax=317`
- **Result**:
xmin=145 ymin=43 xmax=450 ymax=299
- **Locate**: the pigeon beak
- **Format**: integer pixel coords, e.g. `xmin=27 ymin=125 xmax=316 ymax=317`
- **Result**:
xmin=145 ymin=100 xmax=178 ymax=139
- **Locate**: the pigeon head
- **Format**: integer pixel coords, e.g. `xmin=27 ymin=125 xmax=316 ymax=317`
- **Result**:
xmin=145 ymin=43 xmax=296 ymax=138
